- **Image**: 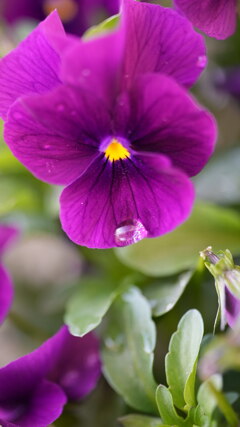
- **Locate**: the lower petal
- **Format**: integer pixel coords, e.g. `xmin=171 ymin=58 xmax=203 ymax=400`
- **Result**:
xmin=60 ymin=153 xmax=194 ymax=248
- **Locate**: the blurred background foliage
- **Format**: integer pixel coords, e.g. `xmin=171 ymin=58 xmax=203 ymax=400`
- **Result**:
xmin=1 ymin=1 xmax=240 ymax=426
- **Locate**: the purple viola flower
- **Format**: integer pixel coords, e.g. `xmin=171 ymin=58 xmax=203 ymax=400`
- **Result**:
xmin=1 ymin=0 xmax=120 ymax=36
xmin=0 ymin=225 xmax=18 ymax=323
xmin=215 ymin=67 xmax=240 ymax=101
xmin=174 ymin=0 xmax=237 ymax=39
xmin=201 ymin=247 xmax=240 ymax=329
xmin=0 ymin=326 xmax=101 ymax=427
xmin=0 ymin=0 xmax=216 ymax=248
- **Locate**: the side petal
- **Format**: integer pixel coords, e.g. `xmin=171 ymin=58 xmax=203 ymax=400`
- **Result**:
xmin=4 ymin=84 xmax=106 ymax=185
xmin=174 ymin=0 xmax=236 ymax=40
xmin=60 ymin=153 xmax=194 ymax=248
xmin=0 ymin=11 xmax=65 ymax=120
xmin=126 ymin=73 xmax=217 ymax=177
xmin=121 ymin=0 xmax=206 ymax=88
xmin=0 ymin=266 xmax=14 ymax=324
xmin=0 ymin=380 xmax=67 ymax=427
xmin=48 ymin=331 xmax=101 ymax=400
xmin=225 ymin=287 xmax=240 ymax=328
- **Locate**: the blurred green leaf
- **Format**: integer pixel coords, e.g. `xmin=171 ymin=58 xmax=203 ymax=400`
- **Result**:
xmin=119 ymin=414 xmax=163 ymax=427
xmin=196 ymin=374 xmax=222 ymax=421
xmin=195 ymin=148 xmax=240 ymax=205
xmin=64 ymin=278 xmax=125 ymax=337
xmin=155 ymin=385 xmax=186 ymax=426
xmin=143 ymin=271 xmax=193 ymax=317
xmin=115 ymin=202 xmax=240 ymax=277
xmin=165 ymin=310 xmax=204 ymax=411
xmin=0 ymin=176 xmax=43 ymax=214
xmin=84 ymin=14 xmax=119 ymax=39
xmin=102 ymin=287 xmax=158 ymax=413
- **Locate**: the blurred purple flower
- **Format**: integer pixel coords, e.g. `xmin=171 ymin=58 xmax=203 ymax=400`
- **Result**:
xmin=215 ymin=67 xmax=240 ymax=101
xmin=0 ymin=0 xmax=216 ymax=248
xmin=0 ymin=326 xmax=101 ymax=426
xmin=0 ymin=225 xmax=18 ymax=324
xmin=1 ymin=0 xmax=119 ymax=36
xmin=174 ymin=0 xmax=237 ymax=39
xmin=201 ymin=247 xmax=240 ymax=329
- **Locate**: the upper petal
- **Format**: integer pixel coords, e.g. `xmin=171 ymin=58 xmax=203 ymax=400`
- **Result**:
xmin=0 ymin=11 xmax=65 ymax=120
xmin=60 ymin=153 xmax=194 ymax=248
xmin=174 ymin=0 xmax=237 ymax=39
xmin=121 ymin=0 xmax=206 ymax=88
xmin=4 ymin=84 xmax=107 ymax=185
xmin=126 ymin=73 xmax=217 ymax=177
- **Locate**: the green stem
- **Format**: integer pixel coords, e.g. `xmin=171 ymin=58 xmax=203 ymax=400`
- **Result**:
xmin=208 ymin=381 xmax=239 ymax=427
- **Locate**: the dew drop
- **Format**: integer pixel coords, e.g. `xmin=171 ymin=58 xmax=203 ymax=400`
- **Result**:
xmin=114 ymin=219 xmax=147 ymax=247
xmin=197 ymin=55 xmax=207 ymax=68
xmin=43 ymin=144 xmax=50 ymax=150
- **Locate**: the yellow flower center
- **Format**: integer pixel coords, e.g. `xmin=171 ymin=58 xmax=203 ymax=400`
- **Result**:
xmin=43 ymin=0 xmax=78 ymax=22
xmin=104 ymin=139 xmax=130 ymax=162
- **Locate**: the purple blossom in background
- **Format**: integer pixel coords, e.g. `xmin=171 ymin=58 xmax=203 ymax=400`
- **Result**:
xmin=0 ymin=0 xmax=216 ymax=248
xmin=174 ymin=0 xmax=237 ymax=39
xmin=0 ymin=326 xmax=101 ymax=426
xmin=1 ymin=0 xmax=119 ymax=36
xmin=215 ymin=67 xmax=240 ymax=101
xmin=0 ymin=225 xmax=18 ymax=323
xmin=201 ymin=248 xmax=240 ymax=329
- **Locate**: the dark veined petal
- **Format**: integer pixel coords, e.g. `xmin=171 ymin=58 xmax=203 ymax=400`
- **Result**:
xmin=126 ymin=73 xmax=217 ymax=177
xmin=174 ymin=0 xmax=237 ymax=40
xmin=0 ymin=11 xmax=65 ymax=120
xmin=60 ymin=153 xmax=194 ymax=248
xmin=0 ymin=380 xmax=67 ymax=427
xmin=4 ymin=84 xmax=110 ymax=185
xmin=121 ymin=0 xmax=206 ymax=88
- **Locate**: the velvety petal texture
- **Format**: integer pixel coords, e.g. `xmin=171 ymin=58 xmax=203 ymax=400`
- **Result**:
xmin=0 ymin=225 xmax=18 ymax=323
xmin=0 ymin=11 xmax=65 ymax=120
xmin=174 ymin=0 xmax=237 ymax=40
xmin=1 ymin=0 xmax=120 ymax=36
xmin=121 ymin=0 xmax=206 ymax=88
xmin=0 ymin=326 xmax=101 ymax=426
xmin=2 ymin=2 xmax=216 ymax=248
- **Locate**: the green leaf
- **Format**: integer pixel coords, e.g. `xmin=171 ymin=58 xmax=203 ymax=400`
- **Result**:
xmin=197 ymin=374 xmax=223 ymax=419
xmin=119 ymin=414 xmax=163 ymax=427
xmin=102 ymin=287 xmax=158 ymax=413
xmin=144 ymin=271 xmax=193 ymax=317
xmin=155 ymin=385 xmax=186 ymax=426
xmin=84 ymin=14 xmax=119 ymax=39
xmin=165 ymin=310 xmax=204 ymax=410
xmin=64 ymin=278 xmax=125 ymax=336
xmin=115 ymin=202 xmax=240 ymax=276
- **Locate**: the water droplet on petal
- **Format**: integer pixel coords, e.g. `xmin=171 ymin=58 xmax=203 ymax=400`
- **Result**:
xmin=57 ymin=103 xmax=65 ymax=112
xmin=197 ymin=55 xmax=207 ymax=68
xmin=114 ymin=219 xmax=147 ymax=247
xmin=43 ymin=144 xmax=50 ymax=150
